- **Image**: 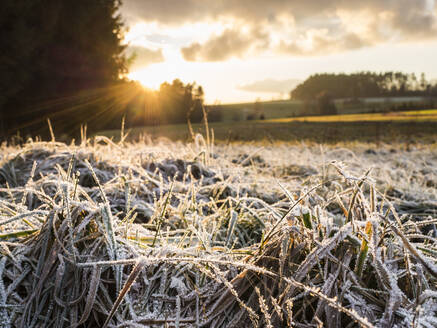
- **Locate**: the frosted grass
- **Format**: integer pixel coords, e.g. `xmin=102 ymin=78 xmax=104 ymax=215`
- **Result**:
xmin=0 ymin=134 xmax=435 ymax=327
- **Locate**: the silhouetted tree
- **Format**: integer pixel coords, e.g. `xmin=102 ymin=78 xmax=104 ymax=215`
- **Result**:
xmin=158 ymin=79 xmax=199 ymax=124
xmin=1 ymin=0 xmax=127 ymax=139
xmin=316 ymin=91 xmax=337 ymax=115
xmin=188 ymin=85 xmax=205 ymax=123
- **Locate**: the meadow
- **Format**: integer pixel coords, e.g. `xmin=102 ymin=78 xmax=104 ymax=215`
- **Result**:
xmin=216 ymin=97 xmax=436 ymax=121
xmin=101 ymin=109 xmax=437 ymax=143
xmin=0 ymin=128 xmax=436 ymax=327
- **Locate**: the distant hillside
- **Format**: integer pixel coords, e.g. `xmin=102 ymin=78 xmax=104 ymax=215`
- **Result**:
xmin=209 ymin=96 xmax=436 ymax=122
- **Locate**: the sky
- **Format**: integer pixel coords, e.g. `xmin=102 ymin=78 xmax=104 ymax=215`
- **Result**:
xmin=121 ymin=0 xmax=437 ymax=104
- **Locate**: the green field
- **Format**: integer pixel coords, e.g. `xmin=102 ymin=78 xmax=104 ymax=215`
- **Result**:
xmin=101 ymin=109 xmax=437 ymax=143
xmin=215 ymin=98 xmax=436 ymax=122
xmin=269 ymin=109 xmax=437 ymax=123
xmin=217 ymin=99 xmax=305 ymax=121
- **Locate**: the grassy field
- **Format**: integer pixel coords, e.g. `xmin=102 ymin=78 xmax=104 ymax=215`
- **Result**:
xmin=216 ymin=98 xmax=436 ymax=122
xmin=269 ymin=109 xmax=437 ymax=123
xmin=217 ymin=99 xmax=304 ymax=121
xmin=0 ymin=135 xmax=436 ymax=326
xmin=101 ymin=109 xmax=437 ymax=143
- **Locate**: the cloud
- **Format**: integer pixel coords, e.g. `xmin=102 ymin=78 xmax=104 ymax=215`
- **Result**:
xmin=122 ymin=0 xmax=340 ymax=25
xmin=238 ymin=78 xmax=302 ymax=94
xmin=389 ymin=0 xmax=436 ymax=38
xmin=278 ymin=30 xmax=371 ymax=56
xmin=123 ymin=0 xmax=437 ymax=60
xmin=181 ymin=28 xmax=267 ymax=62
xmin=126 ymin=46 xmax=164 ymax=69
xmin=122 ymin=0 xmax=212 ymax=25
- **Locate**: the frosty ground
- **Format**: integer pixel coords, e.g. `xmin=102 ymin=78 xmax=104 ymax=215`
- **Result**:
xmin=0 ymin=134 xmax=436 ymax=327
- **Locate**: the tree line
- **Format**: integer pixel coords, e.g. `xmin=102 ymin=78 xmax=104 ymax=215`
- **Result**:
xmin=122 ymin=79 xmax=208 ymax=128
xmin=0 ymin=0 xmax=207 ymax=141
xmin=290 ymin=72 xmax=437 ymax=101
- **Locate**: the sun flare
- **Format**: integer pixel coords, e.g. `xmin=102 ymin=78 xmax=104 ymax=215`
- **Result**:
xmin=128 ymin=69 xmax=162 ymax=90
xmin=127 ymin=45 xmax=190 ymax=90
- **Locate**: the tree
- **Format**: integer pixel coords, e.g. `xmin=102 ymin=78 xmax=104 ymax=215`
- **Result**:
xmin=316 ymin=91 xmax=337 ymax=115
xmin=156 ymin=80 xmax=206 ymax=125
xmin=1 ymin=0 xmax=128 ymax=139
xmin=188 ymin=85 xmax=205 ymax=123
xmin=253 ymin=98 xmax=264 ymax=119
xmin=289 ymin=72 xmax=437 ymax=101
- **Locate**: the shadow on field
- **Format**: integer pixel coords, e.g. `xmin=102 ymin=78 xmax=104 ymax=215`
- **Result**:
xmin=101 ymin=120 xmax=437 ymax=144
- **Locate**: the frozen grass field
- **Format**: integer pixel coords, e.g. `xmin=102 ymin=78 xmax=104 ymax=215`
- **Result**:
xmin=0 ymin=132 xmax=436 ymax=327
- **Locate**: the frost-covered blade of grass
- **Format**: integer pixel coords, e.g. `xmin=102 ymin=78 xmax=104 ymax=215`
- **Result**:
xmin=0 ymin=134 xmax=435 ymax=327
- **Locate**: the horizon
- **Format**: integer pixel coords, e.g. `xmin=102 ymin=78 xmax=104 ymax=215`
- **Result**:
xmin=122 ymin=0 xmax=437 ymax=104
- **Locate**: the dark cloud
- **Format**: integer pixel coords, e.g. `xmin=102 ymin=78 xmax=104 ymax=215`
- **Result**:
xmin=181 ymin=28 xmax=267 ymax=62
xmin=123 ymin=0 xmax=437 ymax=60
xmin=126 ymin=46 xmax=164 ymax=69
xmin=122 ymin=0 xmax=343 ymax=24
xmin=389 ymin=0 xmax=436 ymax=37
xmin=122 ymin=0 xmax=214 ymax=25
xmin=238 ymin=78 xmax=302 ymax=94
xmin=123 ymin=0 xmax=436 ymax=28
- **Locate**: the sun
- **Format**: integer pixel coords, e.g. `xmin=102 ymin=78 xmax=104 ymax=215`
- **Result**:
xmin=128 ymin=69 xmax=162 ymax=90
xmin=124 ymin=20 xmax=221 ymax=92
xmin=127 ymin=47 xmax=188 ymax=90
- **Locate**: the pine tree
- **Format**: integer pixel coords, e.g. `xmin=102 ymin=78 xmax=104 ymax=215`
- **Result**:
xmin=0 ymin=0 xmax=128 ymax=138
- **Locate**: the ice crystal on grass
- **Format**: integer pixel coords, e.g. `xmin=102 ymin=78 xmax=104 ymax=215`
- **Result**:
xmin=0 ymin=135 xmax=436 ymax=327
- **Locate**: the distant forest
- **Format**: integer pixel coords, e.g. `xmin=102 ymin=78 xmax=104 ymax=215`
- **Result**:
xmin=0 ymin=1 xmax=206 ymax=140
xmin=290 ymin=72 xmax=437 ymax=100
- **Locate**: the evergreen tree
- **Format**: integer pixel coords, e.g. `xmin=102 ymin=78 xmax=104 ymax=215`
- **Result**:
xmin=0 ymin=0 xmax=127 ymax=138
xmin=290 ymin=72 xmax=437 ymax=101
